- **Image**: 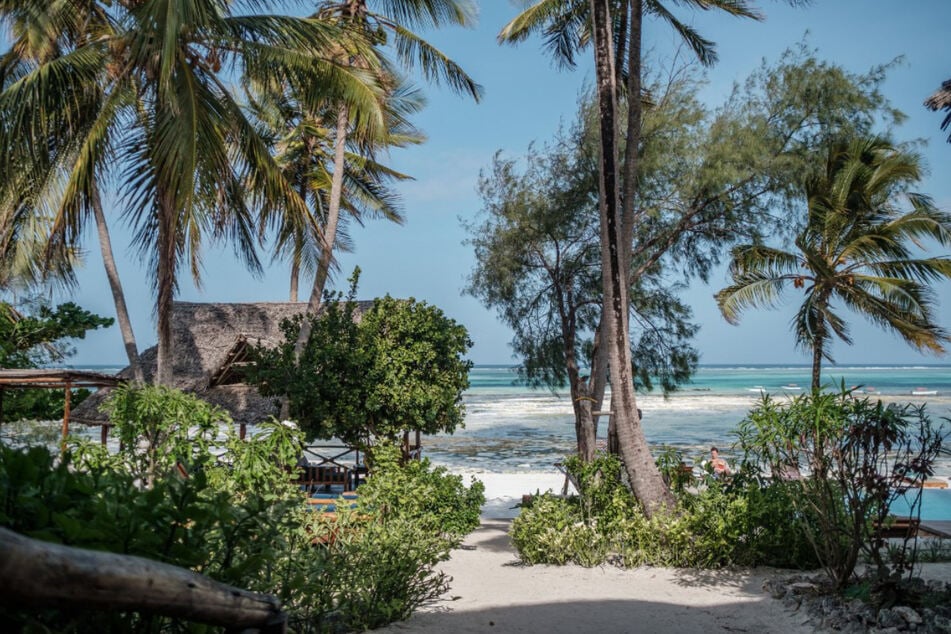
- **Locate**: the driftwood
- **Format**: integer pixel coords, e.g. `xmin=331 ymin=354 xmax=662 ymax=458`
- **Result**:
xmin=0 ymin=527 xmax=286 ymax=632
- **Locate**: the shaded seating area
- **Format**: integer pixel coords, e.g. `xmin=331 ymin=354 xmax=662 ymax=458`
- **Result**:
xmin=295 ymin=432 xmax=423 ymax=495
xmin=298 ymin=464 xmax=353 ymax=493
xmin=296 ymin=444 xmax=365 ymax=493
xmin=0 ymin=369 xmax=122 ymax=447
xmin=874 ymin=516 xmax=921 ymax=540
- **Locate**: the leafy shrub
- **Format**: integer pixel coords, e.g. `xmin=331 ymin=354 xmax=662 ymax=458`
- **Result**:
xmin=511 ymin=455 xmax=638 ymax=567
xmin=248 ymin=276 xmax=473 ymax=451
xmin=356 ymin=443 xmax=485 ymax=544
xmin=287 ymin=511 xmax=453 ymax=632
xmin=1 ymin=388 xmax=484 ymax=632
xmin=511 ymin=493 xmax=611 ymax=566
xmin=511 ymin=454 xmax=820 ymax=570
xmin=735 ymin=390 xmax=947 ymax=591
xmin=0 ymin=443 xmax=300 ymax=631
xmin=98 ymin=383 xmax=230 ymax=488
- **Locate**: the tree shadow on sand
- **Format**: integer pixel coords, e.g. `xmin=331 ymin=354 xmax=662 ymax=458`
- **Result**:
xmin=377 ymin=597 xmax=809 ymax=633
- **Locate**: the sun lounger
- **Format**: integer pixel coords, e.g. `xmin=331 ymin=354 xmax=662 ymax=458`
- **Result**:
xmin=873 ymin=516 xmax=920 ymax=539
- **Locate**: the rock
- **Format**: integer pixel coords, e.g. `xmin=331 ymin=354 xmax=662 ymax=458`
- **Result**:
xmin=789 ymin=581 xmax=819 ymax=595
xmin=763 ymin=579 xmax=786 ymax=599
xmin=934 ymin=614 xmax=951 ymax=633
xmin=783 ymin=594 xmax=802 ymax=610
xmin=878 ymin=608 xmax=906 ymax=629
xmin=823 ymin=611 xmax=851 ymax=631
xmin=894 ymin=606 xmax=923 ymax=626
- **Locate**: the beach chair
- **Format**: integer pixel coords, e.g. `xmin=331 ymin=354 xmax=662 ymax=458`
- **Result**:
xmin=297 ymin=465 xmax=351 ymax=494
xmin=873 ymin=516 xmax=920 ymax=540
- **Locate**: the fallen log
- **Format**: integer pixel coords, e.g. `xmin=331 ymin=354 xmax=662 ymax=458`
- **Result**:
xmin=0 ymin=527 xmax=286 ymax=632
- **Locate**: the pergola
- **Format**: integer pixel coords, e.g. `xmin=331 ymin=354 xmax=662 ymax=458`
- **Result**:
xmin=0 ymin=369 xmax=122 ymax=446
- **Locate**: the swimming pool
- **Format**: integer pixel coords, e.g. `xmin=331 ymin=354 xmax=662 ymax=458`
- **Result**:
xmin=889 ymin=488 xmax=951 ymax=521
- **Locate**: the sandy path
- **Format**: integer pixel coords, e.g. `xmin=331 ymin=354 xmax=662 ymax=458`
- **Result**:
xmin=376 ymin=518 xmax=814 ymax=634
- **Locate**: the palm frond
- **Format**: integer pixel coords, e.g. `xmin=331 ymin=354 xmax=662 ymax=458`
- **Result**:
xmin=388 ymin=21 xmax=484 ymax=101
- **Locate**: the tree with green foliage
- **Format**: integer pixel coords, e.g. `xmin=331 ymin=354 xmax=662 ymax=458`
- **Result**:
xmin=0 ymin=0 xmax=385 ymax=387
xmin=716 ymin=136 xmax=951 ymax=391
xmin=468 ymin=49 xmax=908 ymax=462
xmin=466 ymin=103 xmax=698 ymax=460
xmin=246 ymin=72 xmax=419 ymax=301
xmin=290 ymin=0 xmax=483 ymax=360
xmin=249 ymin=274 xmax=472 ymax=453
xmin=0 ymin=2 xmax=146 ymax=381
xmin=0 ymin=300 xmax=113 ymax=422
xmin=498 ymin=0 xmax=815 ymax=515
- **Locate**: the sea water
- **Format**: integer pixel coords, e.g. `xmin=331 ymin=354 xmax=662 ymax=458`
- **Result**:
xmin=422 ymin=364 xmax=951 ymax=475
xmin=64 ymin=363 xmax=951 ymax=476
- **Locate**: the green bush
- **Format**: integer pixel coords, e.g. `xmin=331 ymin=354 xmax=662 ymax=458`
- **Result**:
xmin=735 ymin=390 xmax=947 ymax=591
xmin=248 ymin=277 xmax=473 ymax=451
xmin=510 ymin=454 xmax=820 ymax=570
xmin=0 ymin=443 xmax=301 ymax=631
xmin=356 ymin=443 xmax=485 ymax=544
xmin=0 ymin=387 xmax=485 ymax=632
xmin=287 ymin=512 xmax=453 ymax=632
xmin=98 ymin=383 xmax=230 ymax=488
xmin=511 ymin=455 xmax=638 ymax=567
xmin=511 ymin=493 xmax=611 ymax=566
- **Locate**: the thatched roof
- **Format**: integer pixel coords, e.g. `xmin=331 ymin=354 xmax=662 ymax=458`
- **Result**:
xmin=71 ymin=300 xmax=374 ymax=426
xmin=925 ymin=79 xmax=951 ymax=143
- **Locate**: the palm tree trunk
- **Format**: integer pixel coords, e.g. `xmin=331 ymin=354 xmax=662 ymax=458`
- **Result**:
xmin=289 ymin=259 xmax=299 ymax=302
xmin=589 ymin=0 xmax=674 ymax=516
xmin=155 ymin=192 xmax=177 ymax=386
xmin=620 ymin=0 xmax=643 ymax=259
xmin=293 ymin=105 xmax=348 ymax=359
xmin=811 ymin=331 xmax=824 ymax=392
xmin=289 ymin=181 xmax=310 ymax=302
xmin=92 ymin=189 xmax=143 ymax=383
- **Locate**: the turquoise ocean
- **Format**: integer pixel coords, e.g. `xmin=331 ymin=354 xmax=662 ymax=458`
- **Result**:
xmin=76 ymin=363 xmax=951 ymax=476
xmin=422 ymin=364 xmax=951 ymax=475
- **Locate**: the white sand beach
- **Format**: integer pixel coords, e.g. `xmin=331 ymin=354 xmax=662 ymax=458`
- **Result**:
xmin=376 ymin=517 xmax=817 ymax=634
xmin=376 ymin=470 xmax=951 ymax=634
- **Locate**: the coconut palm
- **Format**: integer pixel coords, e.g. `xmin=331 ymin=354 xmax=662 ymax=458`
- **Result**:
xmin=0 ymin=1 xmax=145 ymax=380
xmin=717 ymin=136 xmax=951 ymax=391
xmin=0 ymin=0 xmax=383 ymax=385
xmin=500 ymin=0 xmax=761 ymax=514
xmin=924 ymin=79 xmax=951 ymax=144
xmin=246 ymin=75 xmax=422 ymax=301
xmin=288 ymin=0 xmax=482 ymax=359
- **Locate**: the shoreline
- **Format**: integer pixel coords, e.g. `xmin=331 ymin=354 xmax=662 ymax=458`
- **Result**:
xmin=446 ymin=469 xmax=951 ymax=521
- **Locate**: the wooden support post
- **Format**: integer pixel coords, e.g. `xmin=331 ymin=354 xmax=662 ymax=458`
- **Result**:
xmin=100 ymin=424 xmax=108 ymax=446
xmin=61 ymin=380 xmax=72 ymax=451
xmin=239 ymin=422 xmax=247 ymax=440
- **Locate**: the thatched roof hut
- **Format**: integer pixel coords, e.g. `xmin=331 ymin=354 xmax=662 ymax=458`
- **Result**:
xmin=925 ymin=79 xmax=951 ymax=143
xmin=71 ymin=300 xmax=373 ymax=427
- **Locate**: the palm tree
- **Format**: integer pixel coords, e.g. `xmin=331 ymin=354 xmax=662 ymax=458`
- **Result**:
xmin=717 ymin=136 xmax=951 ymax=390
xmin=924 ymin=79 xmax=951 ymax=144
xmin=0 ymin=1 xmax=383 ymax=385
xmin=246 ymin=75 xmax=421 ymax=301
xmin=0 ymin=1 xmax=145 ymax=380
xmin=289 ymin=0 xmax=483 ymax=360
xmin=500 ymin=0 xmax=761 ymax=514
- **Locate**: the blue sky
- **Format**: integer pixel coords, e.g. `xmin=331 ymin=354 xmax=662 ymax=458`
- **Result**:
xmin=58 ymin=0 xmax=951 ymax=367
